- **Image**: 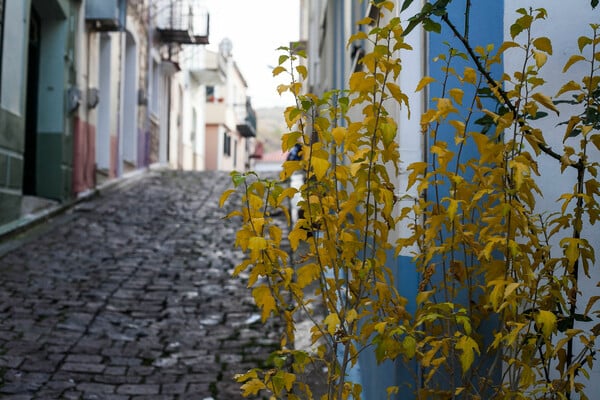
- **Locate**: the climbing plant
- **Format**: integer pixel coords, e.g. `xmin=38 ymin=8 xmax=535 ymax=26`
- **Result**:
xmin=221 ymin=1 xmax=600 ymax=399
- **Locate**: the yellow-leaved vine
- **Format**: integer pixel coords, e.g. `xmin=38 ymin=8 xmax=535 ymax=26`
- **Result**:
xmin=221 ymin=2 xmax=599 ymax=399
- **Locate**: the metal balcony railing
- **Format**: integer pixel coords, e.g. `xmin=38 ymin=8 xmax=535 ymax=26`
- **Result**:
xmin=237 ymin=99 xmax=257 ymax=138
xmin=155 ymin=0 xmax=209 ymax=45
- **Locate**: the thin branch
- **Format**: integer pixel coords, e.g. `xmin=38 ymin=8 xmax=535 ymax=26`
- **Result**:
xmin=440 ymin=13 xmax=568 ymax=166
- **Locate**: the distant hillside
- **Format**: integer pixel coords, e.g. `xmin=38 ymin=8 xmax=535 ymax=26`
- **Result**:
xmin=256 ymin=107 xmax=286 ymax=153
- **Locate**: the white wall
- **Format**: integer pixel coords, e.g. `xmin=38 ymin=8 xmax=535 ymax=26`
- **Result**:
xmin=504 ymin=1 xmax=600 ymax=394
xmin=1 ymin=0 xmax=27 ymax=116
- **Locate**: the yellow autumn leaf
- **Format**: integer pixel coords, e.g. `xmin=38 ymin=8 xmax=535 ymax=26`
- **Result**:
xmin=531 ymin=92 xmax=559 ymax=115
xmin=277 ymin=84 xmax=289 ymax=95
xmin=281 ymin=161 xmax=301 ymax=181
xmin=592 ymin=134 xmax=600 ymax=151
xmin=416 ymin=290 xmax=434 ymax=305
xmin=563 ymin=54 xmax=586 ymax=72
xmin=560 ymin=237 xmax=580 ymax=269
xmin=532 ymin=50 xmax=547 ymax=68
xmin=445 ymin=198 xmax=460 ymax=220
xmin=332 ymin=127 xmax=346 ymax=145
xmin=281 ymin=371 xmax=296 ymax=392
xmin=436 ymin=97 xmax=458 ymax=118
xmin=463 ymin=67 xmax=477 ymax=84
xmin=311 ymin=157 xmax=330 ymax=181
xmin=455 ymin=336 xmax=479 ymax=374
xmin=296 ymin=263 xmax=320 ymax=288
xmin=556 ymin=80 xmax=582 ymax=97
xmin=532 ymin=37 xmax=553 ymax=54
xmin=277 ymin=187 xmax=298 ymax=206
xmin=402 ymin=336 xmax=417 ymax=358
xmin=349 ymin=71 xmax=375 ymax=92
xmin=324 ymin=313 xmax=341 ymax=335
xmin=386 ymin=82 xmax=410 ymax=110
xmin=288 ymin=227 xmax=307 ymax=251
xmin=449 ymin=88 xmax=464 ymax=106
xmin=295 ymin=64 xmax=308 ymax=79
xmin=374 ymin=321 xmax=387 ymax=334
xmin=248 ymin=236 xmax=267 ymax=252
xmin=240 ymin=378 xmax=267 ymax=396
xmin=219 ymin=189 xmax=236 ymax=208
xmin=415 ymin=76 xmax=436 ymax=92
xmin=535 ymin=310 xmax=557 ymax=338
xmin=345 ymin=309 xmax=358 ymax=324
xmin=272 ymin=66 xmax=286 ymax=77
xmin=252 ymin=286 xmax=277 ymax=322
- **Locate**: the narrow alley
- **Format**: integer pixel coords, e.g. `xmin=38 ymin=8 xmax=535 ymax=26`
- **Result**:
xmin=0 ymin=169 xmax=284 ymax=400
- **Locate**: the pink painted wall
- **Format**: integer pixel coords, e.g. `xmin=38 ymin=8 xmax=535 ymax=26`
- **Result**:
xmin=72 ymin=117 xmax=96 ymax=194
xmin=205 ymin=124 xmax=220 ymax=170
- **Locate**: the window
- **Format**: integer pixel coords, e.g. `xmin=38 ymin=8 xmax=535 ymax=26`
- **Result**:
xmin=223 ymin=132 xmax=231 ymax=156
xmin=233 ymin=139 xmax=237 ymax=168
xmin=206 ymin=86 xmax=215 ymax=102
xmin=150 ymin=60 xmax=159 ymax=115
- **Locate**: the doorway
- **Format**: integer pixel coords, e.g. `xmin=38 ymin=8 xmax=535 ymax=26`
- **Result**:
xmin=22 ymin=7 xmax=41 ymax=195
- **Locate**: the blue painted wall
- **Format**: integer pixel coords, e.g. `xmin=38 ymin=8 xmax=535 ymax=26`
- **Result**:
xmin=358 ymin=1 xmax=505 ymax=398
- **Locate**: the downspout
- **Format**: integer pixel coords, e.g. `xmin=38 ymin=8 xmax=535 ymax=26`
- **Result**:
xmin=117 ymin=3 xmax=126 ymax=177
xmin=145 ymin=1 xmax=152 ymax=167
xmin=0 ymin=0 xmax=5 ymax=95
xmin=86 ymin=12 xmax=93 ymax=188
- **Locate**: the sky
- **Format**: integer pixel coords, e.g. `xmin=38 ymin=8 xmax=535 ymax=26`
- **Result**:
xmin=200 ymin=0 xmax=301 ymax=109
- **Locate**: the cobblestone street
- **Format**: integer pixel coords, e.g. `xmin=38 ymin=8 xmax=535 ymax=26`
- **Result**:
xmin=0 ymin=169 xmax=286 ymax=400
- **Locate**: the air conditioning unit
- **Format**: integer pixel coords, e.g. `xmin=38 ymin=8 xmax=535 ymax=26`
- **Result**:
xmin=85 ymin=0 xmax=126 ymax=31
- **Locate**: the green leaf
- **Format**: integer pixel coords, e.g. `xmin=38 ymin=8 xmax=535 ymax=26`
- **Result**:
xmin=401 ymin=0 xmax=415 ymax=12
xmin=278 ymin=54 xmax=290 ymax=65
xmin=423 ymin=18 xmax=442 ymax=33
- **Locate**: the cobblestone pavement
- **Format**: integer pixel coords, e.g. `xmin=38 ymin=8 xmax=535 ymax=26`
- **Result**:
xmin=0 ymin=170 xmax=287 ymax=400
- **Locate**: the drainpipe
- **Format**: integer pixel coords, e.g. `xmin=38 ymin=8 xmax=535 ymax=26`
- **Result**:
xmin=0 ymin=0 xmax=5 ymax=95
xmin=117 ymin=4 xmax=126 ymax=177
xmin=145 ymin=1 xmax=152 ymax=167
xmin=86 ymin=12 xmax=93 ymax=188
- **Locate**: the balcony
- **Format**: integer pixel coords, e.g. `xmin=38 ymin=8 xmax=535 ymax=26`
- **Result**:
xmin=85 ymin=0 xmax=126 ymax=31
xmin=183 ymin=47 xmax=227 ymax=85
xmin=155 ymin=0 xmax=209 ymax=45
xmin=237 ymin=100 xmax=257 ymax=138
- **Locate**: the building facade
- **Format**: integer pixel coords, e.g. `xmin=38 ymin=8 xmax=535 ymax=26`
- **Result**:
xmin=0 ymin=0 xmax=255 ymax=229
xmin=299 ymin=0 xmax=600 ymax=398
xmin=204 ymin=39 xmax=257 ymax=172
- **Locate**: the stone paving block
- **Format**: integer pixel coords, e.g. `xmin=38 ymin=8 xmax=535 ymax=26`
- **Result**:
xmin=0 ymin=170 xmax=293 ymax=398
xmin=160 ymin=382 xmax=188 ymax=394
xmin=61 ymin=362 xmax=106 ymax=374
xmin=65 ymin=354 xmax=104 ymax=364
xmin=76 ymin=382 xmax=117 ymax=394
xmin=93 ymin=374 xmax=143 ymax=385
xmin=0 ymin=355 xmax=24 ymax=368
xmin=0 ymin=394 xmax=34 ymax=400
xmin=116 ymin=383 xmax=160 ymax=395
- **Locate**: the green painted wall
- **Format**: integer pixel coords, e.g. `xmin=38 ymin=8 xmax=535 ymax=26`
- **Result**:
xmin=0 ymin=0 xmax=78 ymax=226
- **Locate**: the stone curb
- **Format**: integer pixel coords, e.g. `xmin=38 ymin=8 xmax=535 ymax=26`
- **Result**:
xmin=0 ymin=164 xmax=167 ymax=248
